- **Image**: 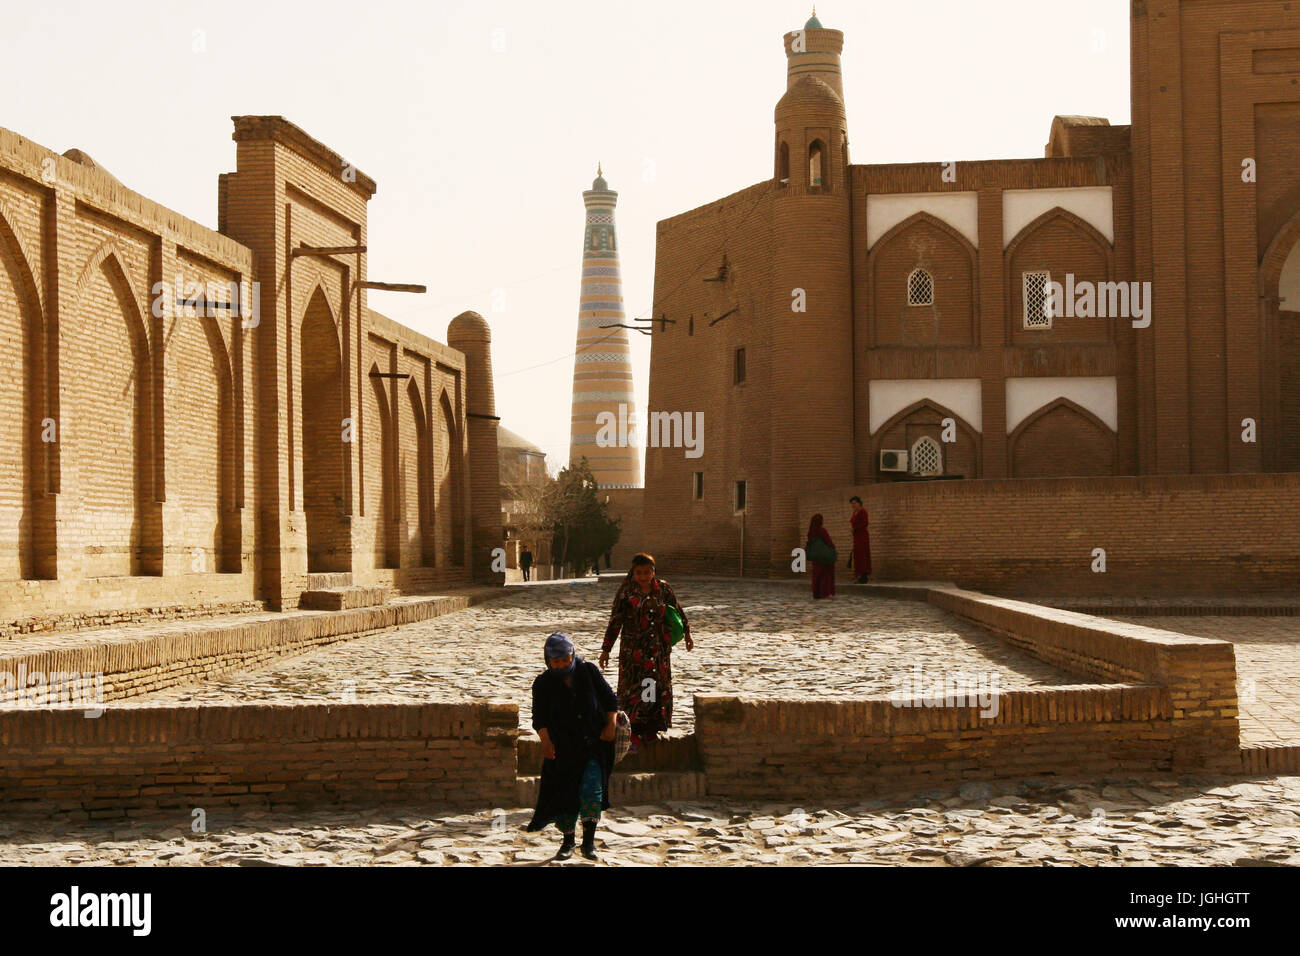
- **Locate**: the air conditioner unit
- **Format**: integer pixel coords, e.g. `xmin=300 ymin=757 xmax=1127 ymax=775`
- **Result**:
xmin=880 ymin=449 xmax=909 ymax=473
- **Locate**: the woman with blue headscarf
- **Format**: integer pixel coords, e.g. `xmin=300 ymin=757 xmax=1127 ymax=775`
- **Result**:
xmin=525 ymin=632 xmax=618 ymax=860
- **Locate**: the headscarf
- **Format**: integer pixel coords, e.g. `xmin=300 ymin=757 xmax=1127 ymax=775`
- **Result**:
xmin=544 ymin=631 xmax=577 ymax=678
xmin=807 ymin=513 xmax=825 ymax=540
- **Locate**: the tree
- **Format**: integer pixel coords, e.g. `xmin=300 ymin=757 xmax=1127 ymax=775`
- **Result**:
xmin=546 ymin=458 xmax=621 ymax=576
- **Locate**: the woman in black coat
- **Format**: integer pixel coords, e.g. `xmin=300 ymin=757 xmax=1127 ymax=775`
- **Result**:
xmin=525 ymin=632 xmax=618 ymax=860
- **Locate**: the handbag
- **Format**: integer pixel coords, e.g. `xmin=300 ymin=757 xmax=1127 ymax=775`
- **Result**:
xmin=806 ymin=536 xmax=837 ymax=565
xmin=613 ymin=710 xmax=632 ymax=763
xmin=665 ymin=604 xmax=686 ymax=645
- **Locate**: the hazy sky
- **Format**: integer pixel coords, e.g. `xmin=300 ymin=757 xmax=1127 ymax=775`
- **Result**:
xmin=5 ymin=0 xmax=1131 ymax=477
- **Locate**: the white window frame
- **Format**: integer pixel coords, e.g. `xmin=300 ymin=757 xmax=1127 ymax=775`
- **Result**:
xmin=1023 ymin=270 xmax=1052 ymax=329
xmin=910 ymin=435 xmax=943 ymax=477
xmin=907 ymin=268 xmax=934 ymax=306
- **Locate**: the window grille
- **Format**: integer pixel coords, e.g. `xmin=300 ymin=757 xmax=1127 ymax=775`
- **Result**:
xmin=907 ymin=269 xmax=934 ymax=306
xmin=1023 ymin=271 xmax=1052 ymax=328
xmin=910 ymin=436 xmax=942 ymax=477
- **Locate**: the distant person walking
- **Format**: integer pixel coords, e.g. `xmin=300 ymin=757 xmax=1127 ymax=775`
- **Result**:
xmin=526 ymin=632 xmax=617 ymax=860
xmin=599 ymin=553 xmax=693 ymax=754
xmin=807 ymin=513 xmax=837 ymax=599
xmin=520 ymin=546 xmax=534 ymax=582
xmin=849 ymin=496 xmax=871 ymax=584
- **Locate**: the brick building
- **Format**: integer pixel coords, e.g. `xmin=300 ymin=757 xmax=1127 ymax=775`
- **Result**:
xmin=0 ymin=115 xmax=503 ymax=631
xmin=643 ymin=3 xmax=1300 ymax=576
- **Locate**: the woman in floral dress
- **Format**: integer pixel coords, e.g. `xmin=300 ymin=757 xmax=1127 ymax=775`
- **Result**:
xmin=598 ymin=552 xmax=693 ymax=752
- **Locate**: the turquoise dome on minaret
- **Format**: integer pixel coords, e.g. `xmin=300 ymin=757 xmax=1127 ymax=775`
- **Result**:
xmin=593 ymin=162 xmax=608 ymax=191
xmin=805 ymin=7 xmax=823 ymax=28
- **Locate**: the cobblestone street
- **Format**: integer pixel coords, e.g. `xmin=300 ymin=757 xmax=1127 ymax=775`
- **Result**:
xmin=139 ymin=580 xmax=1089 ymax=733
xmin=1 ymin=775 xmax=1298 ymax=866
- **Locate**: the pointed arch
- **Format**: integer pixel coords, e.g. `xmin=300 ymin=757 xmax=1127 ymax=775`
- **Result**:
xmin=197 ymin=313 xmax=240 ymax=572
xmin=68 ymin=244 xmax=160 ymax=575
xmin=1260 ymin=206 xmax=1300 ymax=471
xmin=1008 ymin=396 xmax=1116 ymax=478
xmin=406 ymin=377 xmax=434 ymax=566
xmin=0 ymin=202 xmax=53 ymax=579
xmin=808 ymin=139 xmax=826 ymax=188
xmin=867 ymin=212 xmax=979 ymax=347
xmin=1004 ymin=206 xmax=1114 ymax=260
xmin=871 ymin=398 xmax=981 ymax=479
xmin=437 ymin=387 xmax=465 ymax=566
xmin=368 ymin=362 xmax=398 ymax=569
xmin=301 ymin=286 xmax=349 ymax=572
xmin=1004 ymin=207 xmax=1114 ymax=341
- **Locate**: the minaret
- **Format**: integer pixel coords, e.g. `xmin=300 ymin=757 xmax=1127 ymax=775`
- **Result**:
xmin=568 ymin=165 xmax=640 ymax=488
xmin=768 ymin=12 xmax=854 ymax=572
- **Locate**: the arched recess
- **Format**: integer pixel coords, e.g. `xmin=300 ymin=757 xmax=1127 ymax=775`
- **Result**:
xmin=808 ymin=139 xmax=826 ymax=188
xmin=301 ymin=287 xmax=350 ymax=572
xmin=437 ymin=388 xmax=465 ymax=566
xmin=1259 ymin=209 xmax=1300 ymax=472
xmin=871 ymin=398 xmax=981 ymax=479
xmin=867 ymin=212 xmax=979 ymax=347
xmin=368 ymin=363 xmax=398 ymax=569
xmin=0 ymin=205 xmax=54 ymax=579
xmin=70 ymin=245 xmax=160 ymax=576
xmin=777 ymin=140 xmax=790 ymax=184
xmin=1008 ymin=397 xmax=1116 ymax=478
xmin=180 ymin=309 xmax=240 ymax=574
xmin=1004 ymin=207 xmax=1114 ymax=343
xmin=407 ymin=379 xmax=434 ymax=567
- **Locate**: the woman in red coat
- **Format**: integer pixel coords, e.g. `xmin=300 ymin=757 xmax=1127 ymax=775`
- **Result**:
xmin=807 ymin=513 xmax=836 ymax=599
xmin=850 ymin=495 xmax=871 ymax=584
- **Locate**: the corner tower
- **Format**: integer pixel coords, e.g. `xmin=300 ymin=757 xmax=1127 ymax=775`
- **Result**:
xmin=768 ymin=12 xmax=855 ymax=571
xmin=569 ymin=166 xmax=641 ymax=488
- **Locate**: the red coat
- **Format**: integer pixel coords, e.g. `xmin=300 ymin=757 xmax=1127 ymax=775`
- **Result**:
xmin=850 ymin=508 xmax=872 ymax=576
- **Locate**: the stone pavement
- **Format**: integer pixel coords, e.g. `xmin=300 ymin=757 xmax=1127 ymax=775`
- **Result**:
xmin=137 ymin=581 xmax=1091 ymax=733
xmin=1115 ymin=615 xmax=1300 ymax=747
xmin=1 ymin=774 xmax=1297 ymax=866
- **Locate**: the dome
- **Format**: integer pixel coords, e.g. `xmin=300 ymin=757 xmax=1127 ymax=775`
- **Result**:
xmin=775 ymin=74 xmax=843 ymax=115
xmin=447 ymin=310 xmax=490 ymax=342
xmin=804 ymin=13 xmax=823 ymax=28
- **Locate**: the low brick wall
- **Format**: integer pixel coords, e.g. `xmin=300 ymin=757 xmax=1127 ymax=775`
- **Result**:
xmin=799 ymin=473 xmax=1300 ymax=596
xmin=0 ymin=701 xmax=518 ymax=820
xmin=0 ymin=588 xmax=505 ymax=706
xmin=696 ymin=686 xmax=1178 ymax=801
xmin=928 ymin=587 xmax=1241 ymax=770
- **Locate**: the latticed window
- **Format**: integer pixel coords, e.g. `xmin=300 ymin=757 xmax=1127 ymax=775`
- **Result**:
xmin=907 ymin=268 xmax=934 ymax=306
xmin=911 ymin=436 xmax=942 ymax=477
xmin=1023 ymin=271 xmax=1052 ymax=328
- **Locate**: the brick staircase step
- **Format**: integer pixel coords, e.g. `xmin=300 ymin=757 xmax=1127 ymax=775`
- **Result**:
xmin=298 ymin=586 xmax=389 ymax=611
xmin=515 ymin=771 xmax=705 ymax=807
xmin=516 ymin=731 xmax=699 ymax=774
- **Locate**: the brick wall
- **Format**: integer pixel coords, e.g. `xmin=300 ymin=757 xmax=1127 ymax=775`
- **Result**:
xmin=0 ymin=116 xmax=485 ymax=624
xmin=695 ymin=688 xmax=1177 ymax=801
xmin=800 ymin=473 xmax=1300 ymax=595
xmin=0 ymin=700 xmax=518 ymax=820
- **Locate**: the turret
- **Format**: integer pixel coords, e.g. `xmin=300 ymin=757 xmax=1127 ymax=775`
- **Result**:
xmin=447 ymin=311 xmax=505 ymax=584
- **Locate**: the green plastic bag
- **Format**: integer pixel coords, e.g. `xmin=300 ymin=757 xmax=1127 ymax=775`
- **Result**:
xmin=666 ymin=605 xmax=686 ymax=645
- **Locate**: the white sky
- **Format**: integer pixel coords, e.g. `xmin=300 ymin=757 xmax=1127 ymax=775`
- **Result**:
xmin=4 ymin=0 xmax=1131 ymax=479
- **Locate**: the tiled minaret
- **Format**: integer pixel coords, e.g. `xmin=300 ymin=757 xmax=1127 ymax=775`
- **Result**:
xmin=568 ymin=165 xmax=640 ymax=488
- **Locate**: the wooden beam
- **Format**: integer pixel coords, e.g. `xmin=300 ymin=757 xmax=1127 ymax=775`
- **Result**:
xmin=292 ymin=244 xmax=367 ymax=257
xmin=357 ymin=281 xmax=427 ymax=293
